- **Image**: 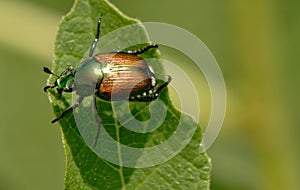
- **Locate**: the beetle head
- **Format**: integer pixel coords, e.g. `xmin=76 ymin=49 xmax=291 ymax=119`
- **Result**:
xmin=43 ymin=66 xmax=75 ymax=95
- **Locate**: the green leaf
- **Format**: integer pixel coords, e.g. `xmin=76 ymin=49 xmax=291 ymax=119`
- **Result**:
xmin=46 ymin=0 xmax=211 ymax=189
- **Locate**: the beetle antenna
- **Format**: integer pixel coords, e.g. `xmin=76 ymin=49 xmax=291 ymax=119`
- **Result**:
xmin=43 ymin=67 xmax=59 ymax=92
xmin=43 ymin=67 xmax=59 ymax=77
xmin=89 ymin=16 xmax=102 ymax=57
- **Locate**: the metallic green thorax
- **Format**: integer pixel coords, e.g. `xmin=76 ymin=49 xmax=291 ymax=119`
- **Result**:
xmin=74 ymin=58 xmax=104 ymax=97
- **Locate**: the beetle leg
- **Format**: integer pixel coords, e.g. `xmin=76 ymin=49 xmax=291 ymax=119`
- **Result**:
xmin=130 ymin=75 xmax=172 ymax=102
xmin=89 ymin=17 xmax=102 ymax=57
xmin=147 ymin=75 xmax=172 ymax=101
xmin=51 ymin=96 xmax=84 ymax=123
xmin=44 ymin=84 xmax=56 ymax=92
xmin=120 ymin=44 xmax=158 ymax=55
xmin=92 ymin=97 xmax=102 ymax=147
xmin=155 ymin=75 xmax=172 ymax=94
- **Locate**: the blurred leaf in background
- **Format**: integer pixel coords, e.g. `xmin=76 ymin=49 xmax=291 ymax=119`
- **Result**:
xmin=1 ymin=0 xmax=299 ymax=190
xmin=0 ymin=1 xmax=71 ymax=190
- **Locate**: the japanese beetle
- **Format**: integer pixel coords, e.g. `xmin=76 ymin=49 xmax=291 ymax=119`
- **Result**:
xmin=43 ymin=17 xmax=171 ymax=146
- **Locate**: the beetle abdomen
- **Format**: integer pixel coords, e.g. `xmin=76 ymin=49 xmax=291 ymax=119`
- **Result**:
xmin=94 ymin=53 xmax=153 ymax=100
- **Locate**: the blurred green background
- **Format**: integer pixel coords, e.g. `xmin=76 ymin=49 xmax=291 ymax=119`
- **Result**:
xmin=1 ymin=0 xmax=299 ymax=189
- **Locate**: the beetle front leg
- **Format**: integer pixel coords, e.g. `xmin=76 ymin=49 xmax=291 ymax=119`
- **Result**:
xmin=51 ymin=96 xmax=84 ymax=123
xmin=44 ymin=84 xmax=56 ymax=92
